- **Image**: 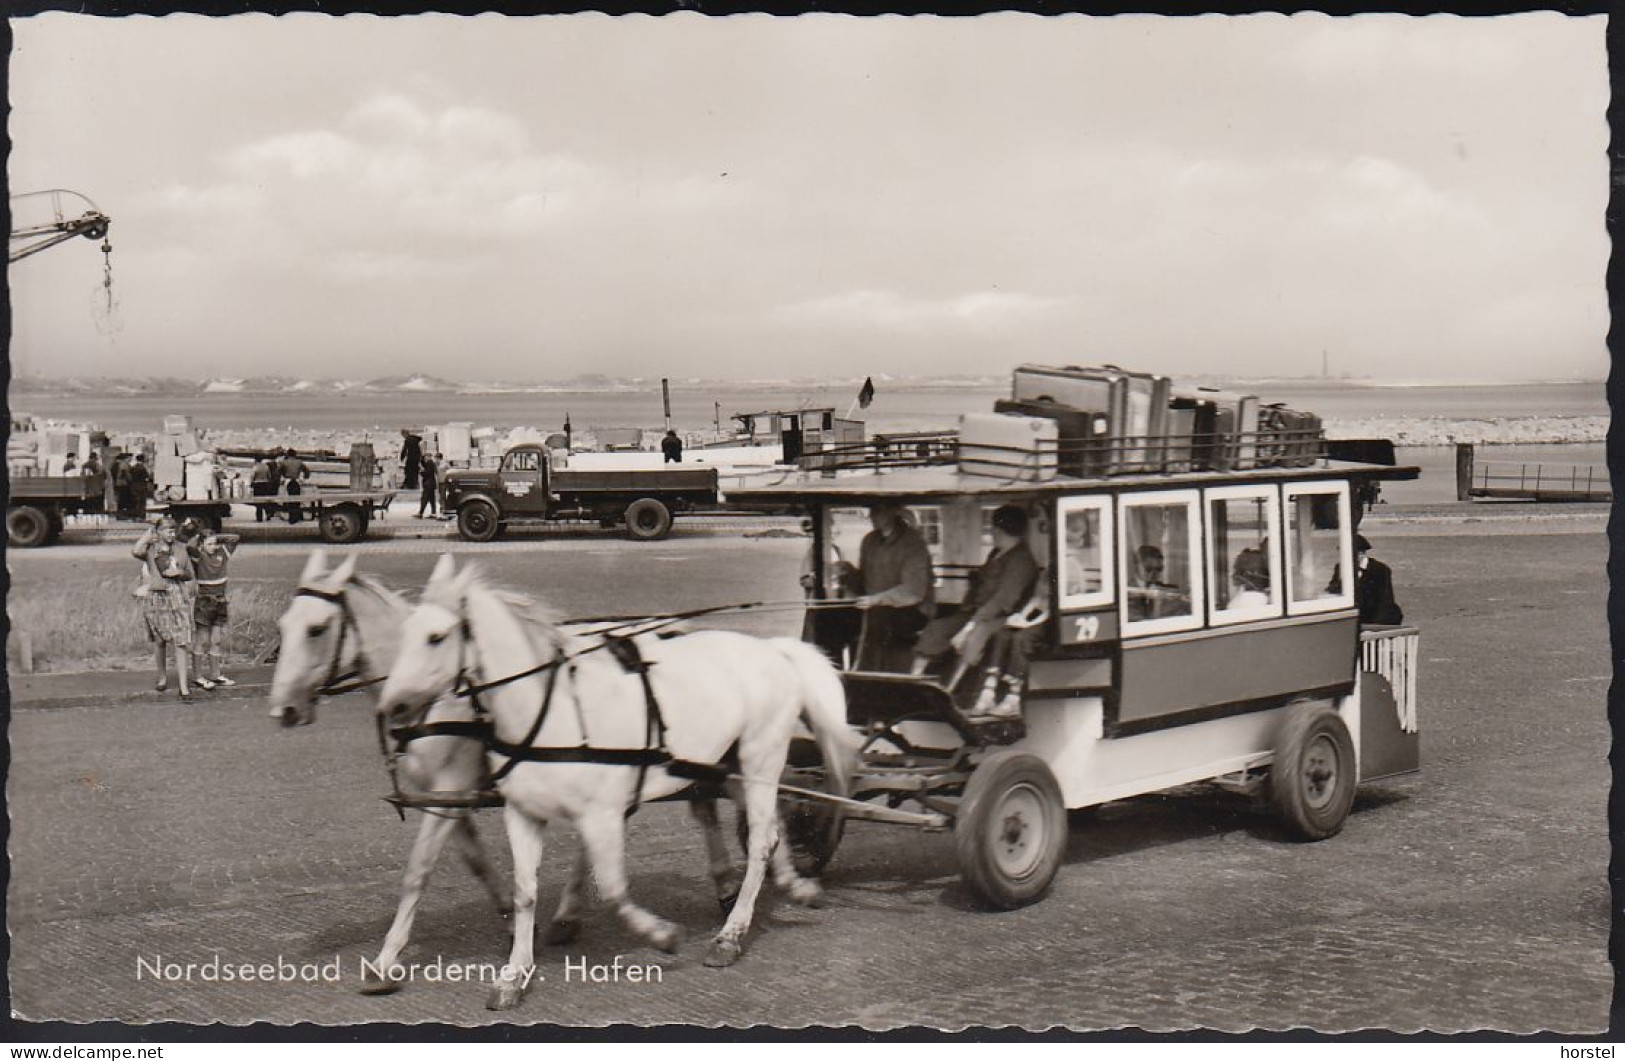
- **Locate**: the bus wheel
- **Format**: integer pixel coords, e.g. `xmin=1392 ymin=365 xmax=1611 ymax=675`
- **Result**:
xmin=624 ymin=498 xmax=672 ymax=541
xmin=457 ymin=499 xmax=501 ymax=542
xmin=319 ymin=503 xmax=367 ymax=545
xmin=8 ymin=506 xmax=53 ymax=548
xmin=735 ymin=735 xmax=850 ymax=880
xmin=955 ymin=751 xmax=1066 ymax=910
xmin=1268 ymin=702 xmax=1357 ymax=841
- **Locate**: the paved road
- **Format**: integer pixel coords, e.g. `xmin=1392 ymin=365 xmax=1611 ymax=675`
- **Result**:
xmin=6 ymin=526 xmax=1610 ymax=1031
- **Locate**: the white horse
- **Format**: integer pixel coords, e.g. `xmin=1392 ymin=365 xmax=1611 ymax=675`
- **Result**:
xmin=269 ymin=551 xmax=758 ymax=995
xmin=376 ymin=555 xmax=856 ymax=1010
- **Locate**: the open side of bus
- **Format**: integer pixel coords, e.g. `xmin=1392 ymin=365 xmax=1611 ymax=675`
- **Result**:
xmin=752 ymin=461 xmax=1420 ymax=818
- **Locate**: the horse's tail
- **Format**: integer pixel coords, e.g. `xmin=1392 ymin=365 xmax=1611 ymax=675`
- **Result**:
xmin=771 ymin=639 xmax=860 ymax=785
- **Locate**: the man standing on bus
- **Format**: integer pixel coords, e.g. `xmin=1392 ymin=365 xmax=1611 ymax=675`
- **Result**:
xmin=850 ymin=501 xmax=935 ymax=670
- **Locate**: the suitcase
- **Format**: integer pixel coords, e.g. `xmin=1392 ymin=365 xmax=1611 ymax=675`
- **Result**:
xmin=1163 ymin=397 xmax=1217 ymax=473
xmin=958 ymin=412 xmax=1059 ymax=482
xmin=1173 ymin=385 xmax=1258 ymax=471
xmin=1012 ymin=364 xmax=1169 ymax=472
xmin=993 ymin=399 xmax=1112 ymax=477
xmin=1258 ymin=404 xmax=1323 ymax=467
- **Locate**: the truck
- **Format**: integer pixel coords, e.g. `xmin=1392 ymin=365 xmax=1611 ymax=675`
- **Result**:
xmin=5 ymin=476 xmax=396 ymax=547
xmin=442 ymin=444 xmax=719 ymax=542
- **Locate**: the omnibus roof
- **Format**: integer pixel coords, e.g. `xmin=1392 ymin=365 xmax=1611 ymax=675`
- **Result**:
xmin=729 ymin=459 xmax=1419 ymax=506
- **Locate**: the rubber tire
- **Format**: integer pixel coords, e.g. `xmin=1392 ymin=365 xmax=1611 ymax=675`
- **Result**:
xmin=955 ymin=750 xmax=1067 ymax=910
xmin=318 ymin=503 xmax=367 ymax=545
xmin=624 ymin=498 xmax=673 ymax=541
xmin=1268 ymin=702 xmax=1358 ymax=841
xmin=736 ymin=736 xmax=851 ymax=878
xmin=457 ymin=499 xmax=501 ymax=543
xmin=8 ymin=506 xmax=52 ymax=548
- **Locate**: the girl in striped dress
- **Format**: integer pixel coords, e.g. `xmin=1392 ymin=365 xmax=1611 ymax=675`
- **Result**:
xmin=133 ymin=516 xmax=197 ymax=700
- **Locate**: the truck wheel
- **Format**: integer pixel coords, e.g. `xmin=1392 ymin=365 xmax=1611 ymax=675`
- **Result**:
xmin=954 ymin=750 xmax=1067 ymax=910
xmin=8 ymin=506 xmax=53 ymax=548
xmin=624 ymin=498 xmax=672 ymax=541
xmin=319 ymin=503 xmax=367 ymax=545
xmin=1268 ymin=702 xmax=1357 ymax=841
xmin=457 ymin=499 xmax=501 ymax=543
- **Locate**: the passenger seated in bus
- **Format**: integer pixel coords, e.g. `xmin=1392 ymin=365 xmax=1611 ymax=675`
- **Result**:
xmin=850 ymin=501 xmax=936 ymax=670
xmin=912 ymin=505 xmax=1039 ymax=708
xmin=1228 ymin=547 xmax=1270 ymax=609
xmin=1128 ymin=544 xmax=1184 ymax=621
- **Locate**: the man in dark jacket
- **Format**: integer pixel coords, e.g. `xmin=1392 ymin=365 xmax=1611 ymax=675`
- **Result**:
xmin=661 ymin=430 xmax=683 ymax=463
xmin=124 ymin=455 xmax=152 ymax=518
xmin=1354 ymin=534 xmax=1403 ymax=625
xmin=278 ymin=448 xmax=310 ymax=523
xmin=400 ymin=431 xmax=422 ymax=490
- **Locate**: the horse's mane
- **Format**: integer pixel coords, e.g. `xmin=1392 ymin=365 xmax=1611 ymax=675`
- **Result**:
xmin=427 ymin=567 xmax=569 ymax=653
xmin=347 ymin=572 xmax=410 ymax=611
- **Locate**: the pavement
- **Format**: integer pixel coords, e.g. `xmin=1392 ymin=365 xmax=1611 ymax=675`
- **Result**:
xmin=3 ymin=522 xmax=1612 ymax=1032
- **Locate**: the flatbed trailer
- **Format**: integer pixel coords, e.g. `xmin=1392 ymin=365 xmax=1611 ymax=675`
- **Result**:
xmin=8 ymin=474 xmax=111 ymax=547
xmin=167 ymin=490 xmax=397 ymax=544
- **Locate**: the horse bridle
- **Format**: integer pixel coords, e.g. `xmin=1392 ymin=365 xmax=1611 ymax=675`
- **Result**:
xmin=293 ymin=584 xmax=377 ymax=698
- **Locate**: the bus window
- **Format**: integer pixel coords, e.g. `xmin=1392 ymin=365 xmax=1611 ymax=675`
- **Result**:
xmin=1057 ymin=496 xmax=1113 ymax=610
xmin=1120 ymin=491 xmax=1202 ymax=633
xmin=1283 ymin=483 xmax=1353 ymax=615
xmin=1207 ymin=485 xmax=1281 ymax=623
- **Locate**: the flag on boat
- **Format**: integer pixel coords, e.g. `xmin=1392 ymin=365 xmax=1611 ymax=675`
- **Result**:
xmin=857 ymin=376 xmax=876 ymax=409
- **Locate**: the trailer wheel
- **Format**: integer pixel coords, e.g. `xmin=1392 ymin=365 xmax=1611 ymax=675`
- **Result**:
xmin=1268 ymin=702 xmax=1357 ymax=841
xmin=736 ymin=736 xmax=850 ymax=878
xmin=955 ymin=751 xmax=1066 ymax=910
xmin=8 ymin=506 xmax=53 ymax=548
xmin=457 ymin=499 xmax=501 ymax=543
xmin=319 ymin=503 xmax=367 ymax=545
xmin=624 ymin=498 xmax=672 ymax=541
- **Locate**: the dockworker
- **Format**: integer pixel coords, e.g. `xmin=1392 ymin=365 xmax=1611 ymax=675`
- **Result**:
xmin=111 ymin=454 xmax=132 ymax=517
xmin=249 ymin=455 xmax=275 ymax=521
xmin=133 ymin=515 xmax=197 ymax=701
xmin=400 ymin=430 xmax=422 ymax=491
xmin=81 ymin=452 xmax=102 ymax=477
xmin=661 ymin=429 xmax=683 ymax=464
xmin=417 ymin=451 xmax=441 ymax=518
xmin=848 ymin=501 xmax=935 ymax=671
xmin=188 ymin=527 xmax=242 ymax=691
xmin=278 ymin=448 xmax=309 ymax=523
xmin=125 ymin=454 xmax=153 ymax=518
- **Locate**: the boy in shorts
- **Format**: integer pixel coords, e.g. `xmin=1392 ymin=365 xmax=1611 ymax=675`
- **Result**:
xmin=190 ymin=529 xmax=241 ymax=690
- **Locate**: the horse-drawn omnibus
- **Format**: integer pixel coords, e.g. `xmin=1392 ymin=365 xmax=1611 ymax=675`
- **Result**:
xmin=730 ymin=433 xmax=1421 ymax=910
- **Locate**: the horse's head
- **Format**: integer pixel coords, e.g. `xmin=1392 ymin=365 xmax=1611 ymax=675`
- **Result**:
xmin=270 ymin=549 xmax=361 ymax=728
xmin=377 ymin=554 xmax=472 ymax=730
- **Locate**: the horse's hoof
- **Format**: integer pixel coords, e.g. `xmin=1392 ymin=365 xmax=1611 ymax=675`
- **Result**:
xmin=359 ymin=971 xmax=401 ymax=996
xmin=650 ymin=922 xmax=683 ymax=954
xmin=703 ymin=938 xmax=744 ymax=968
xmin=787 ymin=879 xmax=824 ymax=908
xmin=543 ymin=918 xmax=580 ymax=946
xmin=486 ymin=982 xmax=524 ymax=1011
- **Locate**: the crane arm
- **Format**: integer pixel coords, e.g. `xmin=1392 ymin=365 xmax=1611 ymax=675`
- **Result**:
xmin=9 ymin=190 xmax=112 ymax=263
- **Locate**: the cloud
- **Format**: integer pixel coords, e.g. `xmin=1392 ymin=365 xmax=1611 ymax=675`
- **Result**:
xmin=770 ymin=289 xmax=1069 ymax=333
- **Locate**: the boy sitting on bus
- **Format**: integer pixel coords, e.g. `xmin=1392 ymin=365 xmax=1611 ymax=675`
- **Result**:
xmin=912 ymin=504 xmax=1039 ymax=716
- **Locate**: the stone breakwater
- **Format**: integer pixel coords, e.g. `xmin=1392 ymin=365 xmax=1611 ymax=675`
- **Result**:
xmin=1325 ymin=416 xmax=1607 ymax=447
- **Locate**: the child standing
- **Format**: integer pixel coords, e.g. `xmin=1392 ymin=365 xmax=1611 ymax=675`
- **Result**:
xmin=133 ymin=516 xmax=197 ymax=700
xmin=189 ymin=528 xmax=242 ymax=690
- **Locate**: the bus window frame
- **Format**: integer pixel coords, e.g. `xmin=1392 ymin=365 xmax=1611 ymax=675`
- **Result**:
xmin=1055 ymin=494 xmax=1115 ymax=612
xmin=1118 ymin=488 xmax=1204 ymax=637
xmin=1205 ymin=483 xmax=1283 ymax=627
xmin=1282 ymin=481 xmax=1355 ymax=617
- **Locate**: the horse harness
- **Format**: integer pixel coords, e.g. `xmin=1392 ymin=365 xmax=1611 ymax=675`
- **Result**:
xmin=449 ymin=621 xmax=729 ymax=815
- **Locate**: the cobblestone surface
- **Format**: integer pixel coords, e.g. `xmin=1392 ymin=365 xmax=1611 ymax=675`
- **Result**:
xmin=6 ymin=529 xmax=1610 ymax=1031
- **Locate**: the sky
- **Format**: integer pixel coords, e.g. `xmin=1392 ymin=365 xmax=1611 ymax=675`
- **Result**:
xmin=6 ymin=12 xmax=1609 ymax=383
